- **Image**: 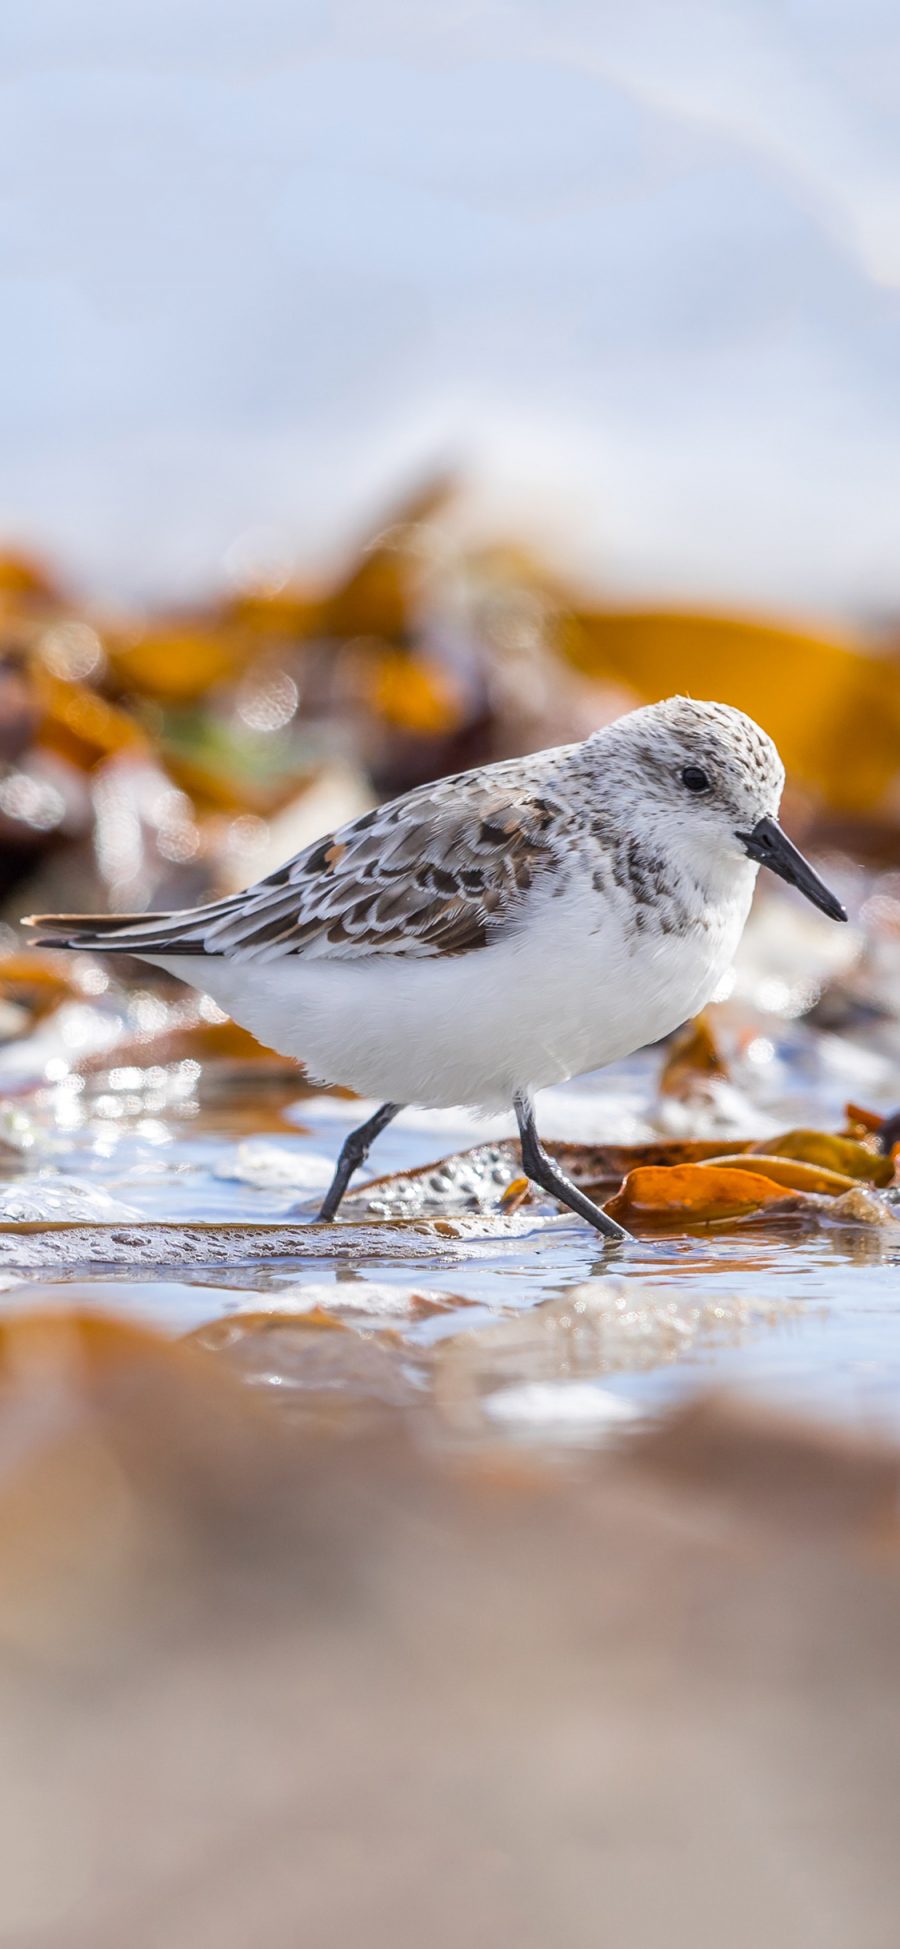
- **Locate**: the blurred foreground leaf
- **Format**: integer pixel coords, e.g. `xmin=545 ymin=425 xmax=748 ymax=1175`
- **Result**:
xmin=106 ymin=626 xmax=251 ymax=704
xmin=659 ymin=1013 xmax=729 ymax=1098
xmin=33 ymin=668 xmax=147 ymax=766
xmin=365 ymin=646 xmax=464 ymax=735
xmin=187 ymin=1310 xmax=421 ymax=1426
xmin=0 ymin=549 xmax=59 ymax=605
xmin=319 ymin=472 xmax=456 ymax=639
xmin=0 ymin=951 xmax=84 ymax=1019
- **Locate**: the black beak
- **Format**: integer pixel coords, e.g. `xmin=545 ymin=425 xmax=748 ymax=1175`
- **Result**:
xmin=737 ymin=815 xmax=847 ymax=923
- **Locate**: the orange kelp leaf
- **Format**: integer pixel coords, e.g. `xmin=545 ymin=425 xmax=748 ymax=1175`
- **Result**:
xmin=607 ymin=1163 xmax=798 ymax=1226
xmin=704 ymin=1153 xmax=858 ymax=1196
xmin=750 ymin=1129 xmax=894 ymax=1187
xmin=0 ymin=1308 xmax=201 ymax=1381
xmin=321 ymin=473 xmax=456 ymax=638
xmin=0 ymin=550 xmax=59 ymax=603
xmin=659 ymin=1014 xmax=728 ymax=1097
xmin=222 ymin=587 xmax=323 ymax=639
xmin=106 ymin=626 xmax=250 ymax=702
xmin=0 ymin=1310 xmax=282 ymax=1643
xmin=0 ymin=952 xmax=83 ymax=1019
xmin=498 ymin=1175 xmax=532 ymax=1212
xmin=77 ymin=1013 xmax=292 ymax=1073
xmin=32 ymin=667 xmax=147 ymax=766
xmin=562 ymin=608 xmax=900 ymax=815
xmin=366 ymin=647 xmax=464 ymax=734
xmin=156 ymin=1016 xmax=279 ymax=1064
xmin=844 ymin=1102 xmax=885 ymax=1137
xmin=323 ymin=554 xmax=410 ymax=639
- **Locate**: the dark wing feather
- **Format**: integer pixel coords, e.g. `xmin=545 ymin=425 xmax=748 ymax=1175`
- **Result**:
xmin=26 ymin=765 xmax=571 ymax=962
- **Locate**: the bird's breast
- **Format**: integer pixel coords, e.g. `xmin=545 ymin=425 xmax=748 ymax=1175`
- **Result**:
xmin=548 ymin=858 xmax=752 ymax=1067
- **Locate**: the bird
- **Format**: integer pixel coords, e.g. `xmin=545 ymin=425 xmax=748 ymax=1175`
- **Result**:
xmin=25 ymin=696 xmax=846 ymax=1241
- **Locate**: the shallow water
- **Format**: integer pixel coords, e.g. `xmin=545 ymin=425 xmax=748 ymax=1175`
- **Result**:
xmin=2 ymin=1034 xmax=899 ymax=1451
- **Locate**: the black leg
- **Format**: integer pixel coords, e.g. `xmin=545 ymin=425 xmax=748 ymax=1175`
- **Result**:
xmin=316 ymin=1102 xmax=402 ymax=1222
xmin=514 ymin=1093 xmax=633 ymax=1243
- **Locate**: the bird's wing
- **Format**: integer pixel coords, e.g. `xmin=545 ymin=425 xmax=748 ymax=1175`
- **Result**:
xmin=28 ymin=767 xmax=573 ymax=963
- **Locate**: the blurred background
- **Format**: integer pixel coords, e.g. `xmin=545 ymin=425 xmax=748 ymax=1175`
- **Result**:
xmin=3 ymin=1 xmax=900 ymax=928
xmin=5 ymin=0 xmax=900 ymax=616
xmin=2 ymin=14 xmax=900 ymax=1946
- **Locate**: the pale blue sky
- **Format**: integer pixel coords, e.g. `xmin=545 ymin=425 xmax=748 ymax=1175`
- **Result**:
xmin=1 ymin=2 xmax=900 ymax=613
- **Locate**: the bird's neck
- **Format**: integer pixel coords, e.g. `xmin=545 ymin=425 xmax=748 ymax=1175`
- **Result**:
xmin=598 ymin=829 xmax=751 ymax=942
xmin=673 ymin=839 xmax=759 ymax=928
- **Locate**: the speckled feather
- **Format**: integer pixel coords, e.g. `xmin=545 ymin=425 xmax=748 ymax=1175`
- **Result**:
xmin=26 ymin=699 xmax=787 ymax=1112
xmin=28 ymin=699 xmax=781 ymax=967
xmin=30 ymin=756 xmax=585 ymax=961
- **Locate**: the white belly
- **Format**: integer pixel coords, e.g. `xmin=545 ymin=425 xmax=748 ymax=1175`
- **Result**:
xmin=151 ymin=882 xmax=748 ymax=1112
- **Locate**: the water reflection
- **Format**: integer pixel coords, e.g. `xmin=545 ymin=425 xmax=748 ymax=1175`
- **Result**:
xmin=0 ymin=1048 xmax=899 ymax=1450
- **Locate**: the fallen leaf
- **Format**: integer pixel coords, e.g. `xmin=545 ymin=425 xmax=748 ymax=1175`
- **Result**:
xmin=607 ymin=1163 xmax=799 ymax=1227
xmin=0 ymin=951 xmax=83 ymax=1019
xmin=844 ymin=1102 xmax=885 ymax=1137
xmin=499 ymin=1175 xmax=532 ymax=1212
xmin=0 ymin=551 xmax=59 ymax=602
xmin=704 ymin=1153 xmax=859 ymax=1196
xmin=221 ymin=586 xmax=322 ymax=639
xmin=750 ymin=1128 xmax=894 ymax=1186
xmin=659 ymin=1014 xmax=729 ymax=1098
xmin=33 ymin=667 xmax=148 ymax=767
xmin=319 ymin=472 xmax=456 ymax=638
xmin=106 ymin=626 xmax=250 ymax=703
xmin=364 ymin=646 xmax=465 ymax=735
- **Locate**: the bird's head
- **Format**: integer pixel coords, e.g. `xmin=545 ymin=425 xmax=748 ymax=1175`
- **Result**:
xmin=593 ymin=696 xmax=846 ymax=921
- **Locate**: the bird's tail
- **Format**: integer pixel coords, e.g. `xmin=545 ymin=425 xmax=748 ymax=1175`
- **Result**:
xmin=23 ymin=910 xmax=213 ymax=956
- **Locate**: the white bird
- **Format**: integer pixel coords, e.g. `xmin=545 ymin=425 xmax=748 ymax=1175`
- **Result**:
xmin=26 ymin=696 xmax=846 ymax=1240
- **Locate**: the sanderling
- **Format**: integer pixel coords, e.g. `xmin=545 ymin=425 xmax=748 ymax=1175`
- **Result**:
xmin=26 ymin=696 xmax=846 ymax=1241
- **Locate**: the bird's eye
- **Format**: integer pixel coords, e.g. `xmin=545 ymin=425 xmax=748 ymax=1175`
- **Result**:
xmin=681 ymin=765 xmax=711 ymax=794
